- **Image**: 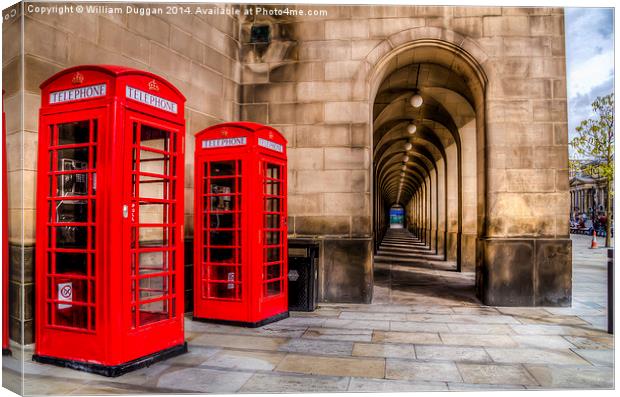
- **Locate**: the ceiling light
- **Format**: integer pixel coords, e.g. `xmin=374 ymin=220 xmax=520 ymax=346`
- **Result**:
xmin=410 ymin=92 xmax=423 ymax=108
xmin=404 ymin=142 xmax=412 ymax=151
xmin=402 ymin=155 xmax=409 ymax=162
xmin=407 ymin=123 xmax=417 ymax=134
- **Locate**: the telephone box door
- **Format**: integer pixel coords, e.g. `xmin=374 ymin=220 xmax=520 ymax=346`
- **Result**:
xmin=257 ymin=157 xmax=288 ymax=319
xmin=195 ymin=155 xmax=248 ymax=321
xmin=121 ymin=111 xmax=184 ymax=357
xmin=36 ymin=107 xmax=107 ymax=359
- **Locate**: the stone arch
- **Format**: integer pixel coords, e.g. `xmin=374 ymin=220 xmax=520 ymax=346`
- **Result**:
xmin=368 ymin=30 xmax=489 ymax=280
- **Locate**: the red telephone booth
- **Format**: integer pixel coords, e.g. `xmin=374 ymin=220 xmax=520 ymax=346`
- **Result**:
xmin=33 ymin=65 xmax=186 ymax=376
xmin=2 ymin=90 xmax=10 ymax=355
xmin=194 ymin=123 xmax=289 ymax=327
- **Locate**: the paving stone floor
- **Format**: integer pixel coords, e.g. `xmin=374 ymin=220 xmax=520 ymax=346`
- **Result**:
xmin=2 ymin=230 xmax=615 ymax=394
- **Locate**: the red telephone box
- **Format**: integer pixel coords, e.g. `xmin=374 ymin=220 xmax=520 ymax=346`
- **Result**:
xmin=194 ymin=123 xmax=289 ymax=327
xmin=2 ymin=90 xmax=10 ymax=355
xmin=33 ymin=65 xmax=186 ymax=376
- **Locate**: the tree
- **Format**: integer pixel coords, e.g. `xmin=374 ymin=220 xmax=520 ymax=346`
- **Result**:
xmin=570 ymin=93 xmax=614 ymax=247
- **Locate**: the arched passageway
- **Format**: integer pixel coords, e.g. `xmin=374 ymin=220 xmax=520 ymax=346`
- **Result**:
xmin=370 ymin=39 xmax=487 ymax=302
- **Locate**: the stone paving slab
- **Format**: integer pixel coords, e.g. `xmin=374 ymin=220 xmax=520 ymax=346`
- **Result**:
xmin=156 ymin=367 xmax=254 ymax=393
xmin=524 ymin=365 xmax=614 ymax=389
xmin=302 ymin=327 xmax=373 ymax=342
xmin=571 ymin=349 xmax=615 ymax=366
xmin=450 ymin=306 xmax=501 ymax=315
xmin=322 ymin=318 xmax=391 ymax=331
xmin=385 ymin=359 xmax=462 ymax=382
xmin=290 ymin=309 xmax=341 ymax=318
xmin=447 ymin=382 xmax=527 ymax=391
xmin=456 ymin=363 xmax=539 ymax=386
xmin=239 ymin=373 xmax=350 ymax=393
xmin=514 ymin=315 xmax=590 ymax=325
xmin=23 ymin=375 xmax=88 ymax=395
xmin=484 ymin=347 xmax=590 ymax=365
xmin=445 ymin=323 xmax=514 ymax=334
xmin=373 ymin=330 xmax=442 ymax=344
xmin=275 ymin=353 xmax=385 ymax=378
xmin=277 ymin=338 xmax=354 ymax=356
xmin=111 ymin=363 xmax=175 ymax=387
xmin=187 ymin=322 xmax=307 ymax=338
xmin=67 ymin=383 xmax=151 ymax=395
xmin=339 ymin=310 xmax=409 ymax=321
xmin=440 ymin=333 xmax=519 ymax=347
xmin=165 ymin=345 xmax=221 ymax=366
xmin=580 ymin=315 xmax=608 ymax=329
xmin=266 ymin=316 xmax=326 ymax=328
xmin=1 ymin=368 xmax=22 ymax=395
xmin=191 ymin=333 xmax=288 ymax=351
xmin=390 ymin=320 xmax=451 ymax=333
xmin=352 ymin=342 xmax=416 ymax=359
xmin=510 ymin=324 xmax=604 ymax=336
xmin=202 ymin=349 xmax=286 ymax=370
xmin=348 ymin=377 xmax=449 ymax=392
xmin=564 ymin=335 xmax=614 ymax=350
xmin=510 ymin=335 xmax=576 ymax=349
xmin=415 ymin=345 xmax=492 ymax=363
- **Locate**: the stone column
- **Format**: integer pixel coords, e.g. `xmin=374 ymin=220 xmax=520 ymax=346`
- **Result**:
xmin=479 ymin=9 xmax=571 ymax=306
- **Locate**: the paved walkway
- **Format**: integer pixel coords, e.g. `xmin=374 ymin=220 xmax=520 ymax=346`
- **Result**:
xmin=2 ymin=231 xmax=614 ymax=394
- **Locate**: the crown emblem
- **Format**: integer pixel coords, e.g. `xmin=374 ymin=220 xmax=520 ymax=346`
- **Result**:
xmin=268 ymin=131 xmax=274 ymax=139
xmin=148 ymin=80 xmax=160 ymax=91
xmin=221 ymin=130 xmax=229 ymax=137
xmin=71 ymin=72 xmax=84 ymax=85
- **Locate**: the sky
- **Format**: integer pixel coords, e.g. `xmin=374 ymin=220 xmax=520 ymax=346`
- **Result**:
xmin=565 ymin=8 xmax=614 ymax=143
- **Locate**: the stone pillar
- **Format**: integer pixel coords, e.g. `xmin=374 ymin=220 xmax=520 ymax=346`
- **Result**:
xmin=3 ymin=5 xmax=33 ymax=344
xmin=479 ymin=9 xmax=571 ymax=306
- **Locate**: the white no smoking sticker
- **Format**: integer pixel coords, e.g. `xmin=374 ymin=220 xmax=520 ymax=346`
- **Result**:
xmin=58 ymin=282 xmax=73 ymax=309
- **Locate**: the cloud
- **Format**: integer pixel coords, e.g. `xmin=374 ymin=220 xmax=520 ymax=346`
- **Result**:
xmin=565 ymin=8 xmax=614 ymax=141
xmin=568 ymin=76 xmax=614 ymax=131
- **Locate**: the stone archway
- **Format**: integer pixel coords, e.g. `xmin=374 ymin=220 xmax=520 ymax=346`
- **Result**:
xmin=367 ymin=32 xmax=489 ymax=299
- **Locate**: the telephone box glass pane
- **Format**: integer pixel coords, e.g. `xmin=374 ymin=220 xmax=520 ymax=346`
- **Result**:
xmin=55 ymin=253 xmax=87 ymax=275
xmin=210 ymin=161 xmax=236 ymax=176
xmin=262 ymin=162 xmax=284 ymax=298
xmin=130 ymin=122 xmax=176 ymax=328
xmin=46 ymin=119 xmax=97 ymax=332
xmin=264 ymin=281 xmax=282 ymax=297
xmin=139 ymin=300 xmax=168 ymax=326
xmin=202 ymin=160 xmax=242 ymax=301
xmin=57 ymin=121 xmax=90 ymax=145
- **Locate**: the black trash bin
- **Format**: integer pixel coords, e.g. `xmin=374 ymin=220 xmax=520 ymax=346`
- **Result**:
xmin=288 ymin=240 xmax=319 ymax=311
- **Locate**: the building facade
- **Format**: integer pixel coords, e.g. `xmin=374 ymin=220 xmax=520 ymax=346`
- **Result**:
xmin=3 ymin=3 xmax=571 ymax=344
xmin=570 ymin=176 xmax=611 ymax=218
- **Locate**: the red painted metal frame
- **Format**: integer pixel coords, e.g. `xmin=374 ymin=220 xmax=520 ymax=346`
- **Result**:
xmin=35 ymin=65 xmax=185 ymax=367
xmin=194 ymin=123 xmax=288 ymax=326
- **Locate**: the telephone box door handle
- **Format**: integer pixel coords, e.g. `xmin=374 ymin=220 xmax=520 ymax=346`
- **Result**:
xmin=123 ymin=205 xmax=129 ymax=218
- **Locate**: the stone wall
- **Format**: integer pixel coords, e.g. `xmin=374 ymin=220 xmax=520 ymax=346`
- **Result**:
xmin=238 ymin=5 xmax=570 ymax=305
xmin=239 ymin=5 xmax=375 ymax=302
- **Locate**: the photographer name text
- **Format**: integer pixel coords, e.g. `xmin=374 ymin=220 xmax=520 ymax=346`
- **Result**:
xmin=26 ymin=4 xmax=328 ymax=17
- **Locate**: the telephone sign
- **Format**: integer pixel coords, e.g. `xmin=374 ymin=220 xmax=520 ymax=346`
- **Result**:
xmin=125 ymin=86 xmax=178 ymax=113
xmin=258 ymin=138 xmax=284 ymax=153
xmin=202 ymin=136 xmax=247 ymax=149
xmin=49 ymin=83 xmax=107 ymax=104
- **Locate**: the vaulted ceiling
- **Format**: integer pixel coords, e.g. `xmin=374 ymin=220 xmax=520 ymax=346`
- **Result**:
xmin=373 ymin=62 xmax=476 ymax=206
